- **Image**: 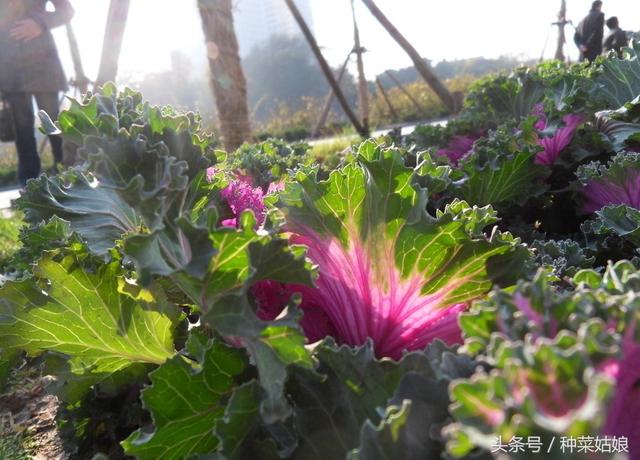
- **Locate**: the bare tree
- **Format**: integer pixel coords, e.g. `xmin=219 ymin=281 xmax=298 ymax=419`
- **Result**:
xmin=198 ymin=0 xmax=252 ymax=151
xmin=96 ymin=0 xmax=131 ymax=87
xmin=360 ymin=0 xmax=457 ymax=113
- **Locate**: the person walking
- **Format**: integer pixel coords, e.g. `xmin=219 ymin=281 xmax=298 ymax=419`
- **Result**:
xmin=0 ymin=0 xmax=74 ymax=186
xmin=603 ymin=16 xmax=628 ymax=57
xmin=574 ymin=0 xmax=605 ymax=63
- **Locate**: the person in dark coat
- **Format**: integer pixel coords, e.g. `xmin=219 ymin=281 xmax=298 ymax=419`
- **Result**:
xmin=0 ymin=0 xmax=74 ymax=185
xmin=574 ymin=0 xmax=605 ymax=63
xmin=603 ymin=16 xmax=628 ymax=57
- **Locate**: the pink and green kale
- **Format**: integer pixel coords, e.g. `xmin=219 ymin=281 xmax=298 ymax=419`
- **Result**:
xmin=533 ymin=105 xmax=584 ymax=166
xmin=601 ymin=325 xmax=640 ymax=458
xmin=207 ymin=167 xmax=283 ymax=228
xmin=436 ymin=133 xmax=484 ymax=165
xmin=448 ymin=262 xmax=640 ymax=459
xmin=253 ymin=141 xmax=522 ymax=359
xmin=578 ymin=153 xmax=640 ymax=213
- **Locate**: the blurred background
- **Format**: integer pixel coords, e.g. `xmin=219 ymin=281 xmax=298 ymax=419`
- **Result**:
xmin=0 ymin=0 xmax=639 ymax=185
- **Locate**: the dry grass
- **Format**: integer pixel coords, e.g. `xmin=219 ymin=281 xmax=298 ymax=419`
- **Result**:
xmin=0 ymin=140 xmax=55 ymax=187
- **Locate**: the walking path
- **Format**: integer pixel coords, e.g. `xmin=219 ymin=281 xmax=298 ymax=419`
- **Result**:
xmin=0 ymin=187 xmax=20 ymax=211
xmin=309 ymin=118 xmax=449 ymax=146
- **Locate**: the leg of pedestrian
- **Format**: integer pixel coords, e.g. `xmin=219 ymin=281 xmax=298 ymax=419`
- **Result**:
xmin=5 ymin=92 xmax=40 ymax=185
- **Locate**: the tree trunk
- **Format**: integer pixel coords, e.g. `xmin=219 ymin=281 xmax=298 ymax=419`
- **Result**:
xmin=360 ymin=0 xmax=457 ymax=113
xmin=198 ymin=0 xmax=252 ymax=151
xmin=554 ymin=0 xmax=567 ymax=62
xmin=283 ymin=0 xmax=368 ymax=138
xmin=96 ymin=0 xmax=131 ymax=87
xmin=351 ymin=0 xmax=369 ymax=132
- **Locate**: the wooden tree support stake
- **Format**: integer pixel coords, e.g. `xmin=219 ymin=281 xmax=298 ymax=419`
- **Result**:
xmin=351 ymin=0 xmax=370 ymax=132
xmin=384 ymin=71 xmax=425 ymax=117
xmin=375 ymin=78 xmax=398 ymax=122
xmin=554 ymin=0 xmax=567 ymax=61
xmin=312 ymin=53 xmax=351 ymax=138
xmin=66 ymin=23 xmax=90 ymax=94
xmin=360 ymin=0 xmax=457 ymax=113
xmin=284 ymin=0 xmax=369 ymax=138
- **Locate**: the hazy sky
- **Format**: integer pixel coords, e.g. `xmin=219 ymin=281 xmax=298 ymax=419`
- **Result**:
xmin=52 ymin=0 xmax=640 ymax=87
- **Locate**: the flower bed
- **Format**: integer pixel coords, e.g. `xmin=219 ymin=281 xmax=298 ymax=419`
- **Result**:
xmin=2 ymin=43 xmax=640 ymax=459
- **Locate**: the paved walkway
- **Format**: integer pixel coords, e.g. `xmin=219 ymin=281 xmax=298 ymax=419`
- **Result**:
xmin=0 ymin=187 xmax=20 ymax=210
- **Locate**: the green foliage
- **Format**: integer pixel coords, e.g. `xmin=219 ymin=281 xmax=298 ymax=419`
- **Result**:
xmin=370 ymin=78 xmax=473 ymax=126
xmin=415 ymin=151 xmax=454 ymax=195
xmin=17 ymin=85 xmax=318 ymax=434
xmin=463 ymin=61 xmax=598 ymax=125
xmin=463 ymin=69 xmax=546 ymax=123
xmin=584 ymin=205 xmax=640 ymax=248
xmin=229 ymin=139 xmax=312 ymax=189
xmin=310 ymin=136 xmax=358 ymax=168
xmin=0 ymin=252 xmax=181 ymax=402
xmin=446 ymin=263 xmax=640 ymax=458
xmin=576 ymin=151 xmax=640 ymax=185
xmin=454 ymin=125 xmax=548 ymax=207
xmin=0 ymin=348 xmax=21 ymax=391
xmin=290 ymin=339 xmax=476 ymax=460
xmin=595 ymin=41 xmax=640 ymax=109
xmin=279 ymin=141 xmax=526 ymax=307
xmin=405 ymin=117 xmax=483 ymax=152
xmin=0 ymin=211 xmax=23 ymax=265
xmin=594 ymin=95 xmax=640 ymax=151
xmin=19 ymin=171 xmax=143 ymax=258
xmin=531 ymin=239 xmax=595 ymax=278
xmin=0 ymin=432 xmax=31 ymax=460
xmin=5 ymin=47 xmax=640 ymax=458
xmin=122 ymin=338 xmax=249 ymax=459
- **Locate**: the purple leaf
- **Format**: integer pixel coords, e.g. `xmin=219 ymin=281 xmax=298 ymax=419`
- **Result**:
xmin=534 ymin=113 xmax=584 ymax=166
xmin=581 ymin=170 xmax=640 ymax=214
xmin=253 ymin=143 xmax=520 ymax=359
xmin=602 ymin=324 xmax=640 ymax=459
xmin=437 ymin=133 xmax=483 ymax=165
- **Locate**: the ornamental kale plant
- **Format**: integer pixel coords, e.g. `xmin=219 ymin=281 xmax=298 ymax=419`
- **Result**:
xmin=578 ymin=152 xmax=640 ymax=213
xmin=0 ymin=85 xmax=527 ymax=459
xmin=445 ymin=263 xmax=640 ymax=459
xmin=2 ymin=44 xmax=640 ymax=459
xmin=533 ymin=109 xmax=584 ymax=166
xmin=436 ymin=132 xmax=484 ymax=165
xmin=257 ymin=141 xmax=523 ymax=359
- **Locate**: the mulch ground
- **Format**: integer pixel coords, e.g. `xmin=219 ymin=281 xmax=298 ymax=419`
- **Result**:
xmin=0 ymin=369 xmax=70 ymax=460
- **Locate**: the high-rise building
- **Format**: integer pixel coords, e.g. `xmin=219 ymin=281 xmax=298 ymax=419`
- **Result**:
xmin=234 ymin=0 xmax=314 ymax=56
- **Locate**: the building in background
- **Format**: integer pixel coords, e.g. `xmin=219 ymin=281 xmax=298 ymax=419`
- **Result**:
xmin=234 ymin=0 xmax=314 ymax=56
